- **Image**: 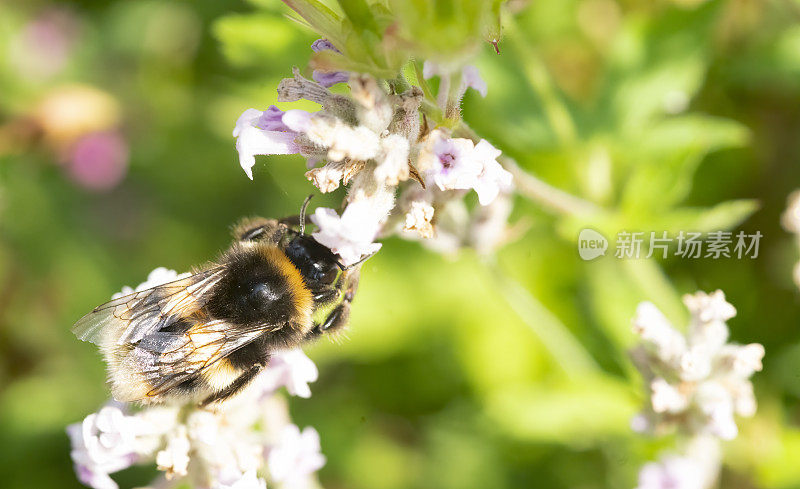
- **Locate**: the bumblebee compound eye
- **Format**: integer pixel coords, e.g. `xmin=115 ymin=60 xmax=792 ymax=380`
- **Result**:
xmin=317 ymin=264 xmax=340 ymax=286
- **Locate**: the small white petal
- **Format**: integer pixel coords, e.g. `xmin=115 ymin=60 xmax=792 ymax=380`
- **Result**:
xmin=235 ymin=126 xmax=299 ymax=180
xmin=650 ymin=378 xmax=689 ymax=414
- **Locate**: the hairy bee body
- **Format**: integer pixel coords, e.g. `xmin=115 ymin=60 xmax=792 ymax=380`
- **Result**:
xmin=74 ymin=212 xmax=361 ymax=406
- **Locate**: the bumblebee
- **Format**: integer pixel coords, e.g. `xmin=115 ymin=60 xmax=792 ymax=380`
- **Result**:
xmin=73 ymin=199 xmax=366 ymax=406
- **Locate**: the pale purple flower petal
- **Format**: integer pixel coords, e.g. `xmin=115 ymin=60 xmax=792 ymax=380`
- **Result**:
xmin=233 ymin=106 xmax=315 ymax=179
xmin=311 ymin=203 xmax=383 ymax=266
xmin=311 ymin=39 xmax=340 ymax=53
xmin=422 ymin=60 xmax=445 ymax=79
xmin=422 ymin=62 xmax=487 ymax=97
xmin=267 ymin=425 xmax=326 ymax=489
xmin=256 ymin=349 xmax=319 ymax=398
xmin=421 ymin=135 xmax=482 ymax=192
xmin=257 ymin=105 xmax=291 ymax=131
xmin=67 ymin=404 xmax=140 ymax=489
xmin=310 ymin=38 xmax=349 ymax=88
xmin=461 ymin=65 xmax=487 ymax=97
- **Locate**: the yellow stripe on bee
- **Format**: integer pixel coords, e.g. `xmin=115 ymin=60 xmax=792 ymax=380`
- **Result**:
xmin=257 ymin=245 xmax=314 ymax=328
xmin=201 ymin=358 xmax=241 ymax=391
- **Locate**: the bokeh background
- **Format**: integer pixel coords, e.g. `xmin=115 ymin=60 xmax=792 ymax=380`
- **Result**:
xmin=2 ymin=0 xmax=800 ymax=488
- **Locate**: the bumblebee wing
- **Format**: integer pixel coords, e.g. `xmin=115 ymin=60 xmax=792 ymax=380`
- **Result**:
xmin=72 ymin=267 xmax=226 ymax=346
xmin=114 ymin=319 xmax=282 ymax=401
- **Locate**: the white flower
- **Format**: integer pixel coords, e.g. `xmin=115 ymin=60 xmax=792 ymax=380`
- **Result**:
xmin=636 ymin=455 xmax=708 ymax=489
xmin=374 ymin=134 xmax=410 ymax=186
xmin=305 ymin=164 xmax=344 ymax=193
xmin=630 ymin=290 xmax=764 ymax=441
xmin=418 ymin=131 xmax=511 ymax=205
xmin=233 ymin=106 xmax=311 ymax=180
xmin=472 ymin=139 xmax=512 ymax=205
xmin=67 ymin=404 xmax=140 ymax=489
xmin=650 ymin=378 xmax=689 ymax=414
xmin=256 ymin=349 xmax=319 ymax=398
xmin=310 ymin=203 xmax=383 ymax=266
xmin=418 ymin=132 xmax=482 ymax=191
xmin=267 ymin=425 xmax=326 ymax=489
xmin=156 ymin=426 xmax=191 ymax=478
xmin=214 ymin=469 xmax=267 ymax=489
xmin=632 ymin=301 xmax=686 ymax=367
xmin=694 ymin=381 xmax=738 ymax=440
xmin=782 ymin=190 xmax=800 ymax=234
xmin=403 ymin=201 xmax=435 ymax=239
xmin=305 ymin=115 xmax=380 ymax=163
xmin=636 ymin=435 xmax=721 ymax=489
xmin=112 ymin=267 xmax=189 ymax=299
xmin=684 ymin=290 xmax=736 ymax=324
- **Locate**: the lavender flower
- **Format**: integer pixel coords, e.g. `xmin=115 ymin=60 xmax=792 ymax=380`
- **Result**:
xmin=418 ymin=130 xmax=512 ymax=205
xmin=267 ymin=425 xmax=326 ymax=489
xmin=233 ymin=106 xmax=312 ymax=179
xmin=310 ymin=39 xmax=350 ymax=88
xmin=631 ymin=291 xmax=763 ymax=489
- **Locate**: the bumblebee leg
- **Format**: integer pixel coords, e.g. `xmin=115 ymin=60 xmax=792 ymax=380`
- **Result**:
xmin=198 ymin=363 xmax=264 ymax=408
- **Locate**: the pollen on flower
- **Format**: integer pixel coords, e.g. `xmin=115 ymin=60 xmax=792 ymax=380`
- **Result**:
xmin=403 ymin=200 xmax=435 ymax=238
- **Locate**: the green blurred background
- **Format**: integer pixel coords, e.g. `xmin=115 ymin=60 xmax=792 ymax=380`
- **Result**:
xmin=2 ymin=0 xmax=800 ymax=488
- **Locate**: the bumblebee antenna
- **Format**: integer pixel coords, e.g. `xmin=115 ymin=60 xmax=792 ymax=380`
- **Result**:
xmin=299 ymin=194 xmax=313 ymax=234
xmin=339 ymin=249 xmax=379 ymax=270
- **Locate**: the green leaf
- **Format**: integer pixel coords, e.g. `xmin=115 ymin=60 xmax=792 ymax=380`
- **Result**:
xmin=619 ymin=115 xmax=749 ymax=213
xmin=655 ymin=199 xmax=759 ymax=234
xmin=212 ymin=14 xmax=298 ymax=66
xmin=281 ymin=0 xmax=346 ymax=48
xmin=337 ymin=0 xmax=378 ymax=34
xmin=486 ymin=377 xmax=638 ymax=445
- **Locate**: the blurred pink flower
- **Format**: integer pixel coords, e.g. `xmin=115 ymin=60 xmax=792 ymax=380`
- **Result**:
xmin=10 ymin=8 xmax=80 ymax=80
xmin=66 ymin=131 xmax=129 ymax=191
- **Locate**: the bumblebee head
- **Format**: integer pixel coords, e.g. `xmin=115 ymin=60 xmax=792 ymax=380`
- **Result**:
xmin=284 ymin=233 xmax=342 ymax=290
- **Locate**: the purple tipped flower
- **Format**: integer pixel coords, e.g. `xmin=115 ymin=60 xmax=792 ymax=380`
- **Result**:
xmin=310 ymin=38 xmax=349 ymax=88
xmin=233 ymin=106 xmax=313 ymax=179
